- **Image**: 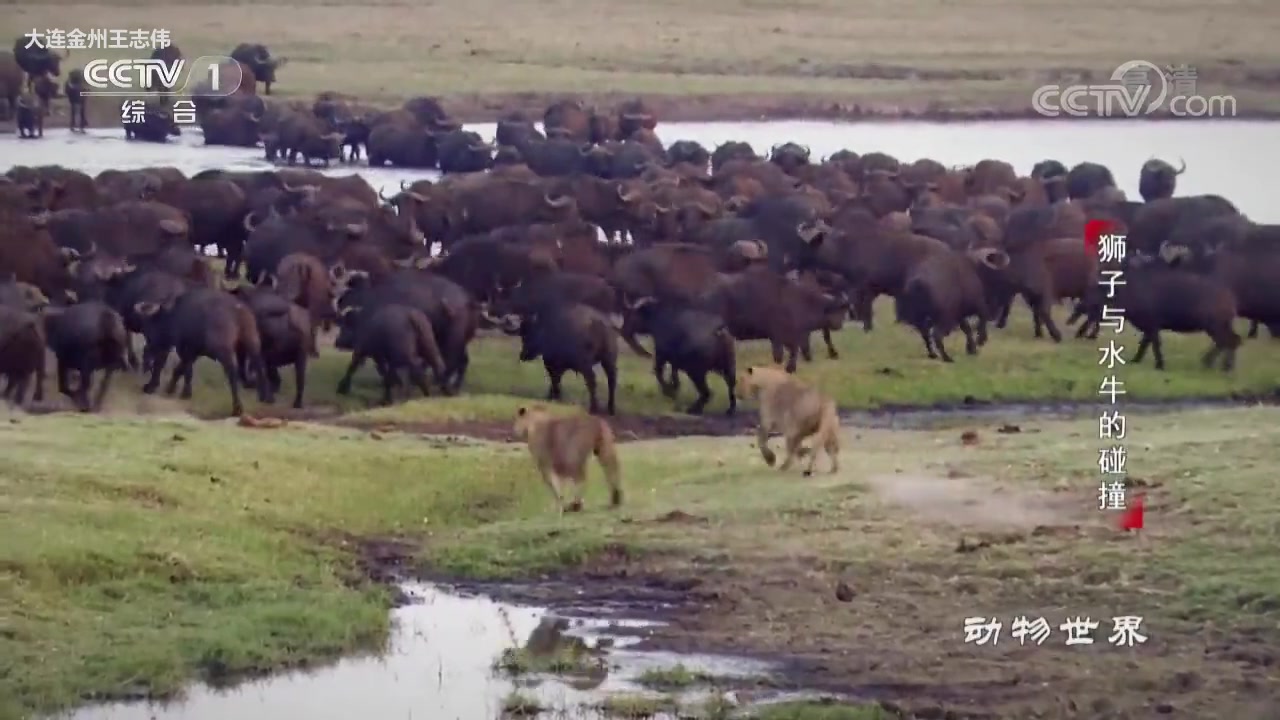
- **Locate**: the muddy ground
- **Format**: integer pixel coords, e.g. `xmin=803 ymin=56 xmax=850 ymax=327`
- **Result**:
xmin=6 ymin=89 xmax=1280 ymax=137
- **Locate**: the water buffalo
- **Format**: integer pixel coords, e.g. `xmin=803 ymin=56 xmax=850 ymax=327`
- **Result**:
xmin=0 ymin=304 xmax=46 ymax=407
xmin=278 ymin=112 xmax=344 ymax=166
xmin=135 ymin=287 xmax=269 ymax=416
xmin=437 ymin=130 xmax=494 ymax=174
xmin=895 ymin=247 xmax=1009 ymax=362
xmin=624 ymin=296 xmax=736 ymax=415
xmin=15 ymin=91 xmax=42 ymax=138
xmin=41 ymin=300 xmax=129 ymax=411
xmin=230 ymin=43 xmax=287 ymax=94
xmin=123 ymin=102 xmax=180 ymax=143
xmin=1138 ymin=157 xmax=1187 ymax=203
xmin=232 ymin=283 xmax=314 ymax=408
xmin=63 ymin=68 xmax=86 ymax=131
xmin=498 ymin=301 xmax=619 ymax=415
xmin=11 ymin=38 xmax=64 ymax=91
xmin=335 ymin=302 xmax=449 ymax=404
xmin=366 ymin=120 xmax=439 ymax=168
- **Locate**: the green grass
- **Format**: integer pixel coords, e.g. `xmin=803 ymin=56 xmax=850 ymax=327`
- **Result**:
xmin=5 ymin=404 xmax=1280 ymax=716
xmin=67 ymin=302 xmax=1280 ymax=421
xmin=3 ymin=0 xmax=1278 ymax=118
xmin=597 ymin=693 xmax=678 ymax=718
xmin=634 ymin=664 xmax=717 ymax=691
xmin=500 ymin=690 xmax=545 ymax=717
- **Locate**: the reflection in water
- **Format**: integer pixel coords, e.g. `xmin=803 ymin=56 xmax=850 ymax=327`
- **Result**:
xmin=2 ymin=120 xmax=1276 ymax=221
xmin=62 ymin=583 xmax=772 ymax=720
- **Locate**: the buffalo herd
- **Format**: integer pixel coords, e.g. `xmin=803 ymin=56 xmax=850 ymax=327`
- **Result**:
xmin=1 ymin=39 xmax=1276 ymax=418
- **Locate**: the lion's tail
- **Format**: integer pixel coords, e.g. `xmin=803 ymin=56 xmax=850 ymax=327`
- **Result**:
xmin=594 ymin=419 xmax=623 ymax=506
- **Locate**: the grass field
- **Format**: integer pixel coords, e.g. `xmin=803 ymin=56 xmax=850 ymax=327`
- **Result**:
xmin=36 ymin=300 xmax=1280 ymax=422
xmin=4 ymin=0 xmax=1280 ymax=122
xmin=4 ymin=399 xmax=1280 ymax=718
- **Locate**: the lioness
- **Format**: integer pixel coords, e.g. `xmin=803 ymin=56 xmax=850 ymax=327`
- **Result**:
xmin=513 ymin=405 xmax=623 ymax=513
xmin=737 ymin=365 xmax=840 ymax=475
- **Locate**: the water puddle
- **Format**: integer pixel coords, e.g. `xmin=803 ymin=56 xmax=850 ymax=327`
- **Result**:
xmin=61 ymin=582 xmax=776 ymax=720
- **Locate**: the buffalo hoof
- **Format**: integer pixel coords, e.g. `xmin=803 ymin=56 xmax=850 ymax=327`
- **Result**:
xmin=565 ymin=499 xmax=583 ymax=513
xmin=803 ymin=470 xmax=813 ymax=477
xmin=827 ymin=351 xmax=839 ymax=360
xmin=141 ymin=383 xmax=158 ymax=395
xmin=336 ymin=382 xmax=351 ymax=396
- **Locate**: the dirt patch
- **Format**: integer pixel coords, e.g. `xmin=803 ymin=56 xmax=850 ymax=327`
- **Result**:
xmin=862 ymin=473 xmax=1082 ymax=532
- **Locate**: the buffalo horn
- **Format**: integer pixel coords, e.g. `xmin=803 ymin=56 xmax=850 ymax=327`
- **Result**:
xmin=616 ymin=185 xmax=640 ymax=202
xmin=242 ymin=211 xmax=258 ymax=233
xmin=544 ymin=192 xmax=573 ymax=208
xmin=1175 ymin=157 xmax=1187 ymax=175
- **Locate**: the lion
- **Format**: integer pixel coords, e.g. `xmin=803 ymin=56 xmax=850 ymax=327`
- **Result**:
xmin=513 ymin=405 xmax=623 ymax=514
xmin=736 ymin=365 xmax=840 ymax=476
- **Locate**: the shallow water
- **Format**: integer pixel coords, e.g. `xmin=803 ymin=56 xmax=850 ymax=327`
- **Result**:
xmin=61 ymin=583 xmax=772 ymax=720
xmin=2 ymin=119 xmax=1277 ymax=221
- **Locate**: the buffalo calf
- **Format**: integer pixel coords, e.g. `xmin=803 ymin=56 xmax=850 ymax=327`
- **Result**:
xmin=42 ymin=301 xmax=129 ymax=411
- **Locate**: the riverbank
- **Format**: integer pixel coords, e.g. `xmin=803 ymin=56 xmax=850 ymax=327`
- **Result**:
xmin=4 ymin=0 xmax=1280 ymax=130
xmin=4 ymin=405 xmax=1279 ymax=718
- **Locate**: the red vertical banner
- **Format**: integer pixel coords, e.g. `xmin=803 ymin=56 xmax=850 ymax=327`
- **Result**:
xmin=1118 ymin=492 xmax=1145 ymax=531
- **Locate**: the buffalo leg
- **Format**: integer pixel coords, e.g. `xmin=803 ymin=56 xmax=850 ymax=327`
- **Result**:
xmin=141 ymin=346 xmax=170 ymax=394
xmin=855 ymin=291 xmax=875 ymax=332
xmin=546 ymin=366 xmax=565 ymax=402
xmin=932 ymin=328 xmax=955 ymax=363
xmin=580 ymin=367 xmax=600 ymax=414
xmin=165 ymin=356 xmax=189 ymax=396
xmin=603 ymin=358 xmax=617 ymax=415
xmin=822 ymin=328 xmax=839 ymax=359
xmin=784 ymin=344 xmax=800 ymax=374
xmin=975 ymin=313 xmax=989 ymax=346
xmin=1132 ymin=334 xmax=1151 ymax=365
xmin=1149 ymin=332 xmax=1167 ymax=370
xmin=1030 ymin=296 xmax=1063 ymax=342
xmin=960 ymin=320 xmax=979 ymax=355
xmin=800 ymin=336 xmax=813 ymax=363
xmin=995 ymin=297 xmax=1013 ymax=329
xmin=56 ymin=358 xmax=73 ymax=398
xmin=770 ymin=340 xmax=785 ymax=364
xmin=336 ymin=352 xmax=369 ymax=395
xmin=266 ymin=364 xmax=283 ymax=394
xmin=409 ymin=362 xmax=432 ymax=398
xmin=378 ymin=365 xmax=396 ymax=405
xmin=1201 ymin=344 xmax=1221 ymax=370
xmin=291 ymin=356 xmax=307 ymax=409
xmin=721 ymin=370 xmax=736 ymax=415
xmin=653 ymin=353 xmax=677 ymax=398
xmin=915 ymin=326 xmax=938 ymax=360
xmin=93 ymin=366 xmax=115 ymax=411
xmin=214 ymin=352 xmax=245 ymax=416
xmin=1248 ymin=320 xmax=1260 ymax=339
xmin=686 ymin=370 xmax=712 ymax=415
xmin=74 ymin=360 xmax=94 ymax=412
xmin=31 ymin=357 xmax=44 ymax=404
